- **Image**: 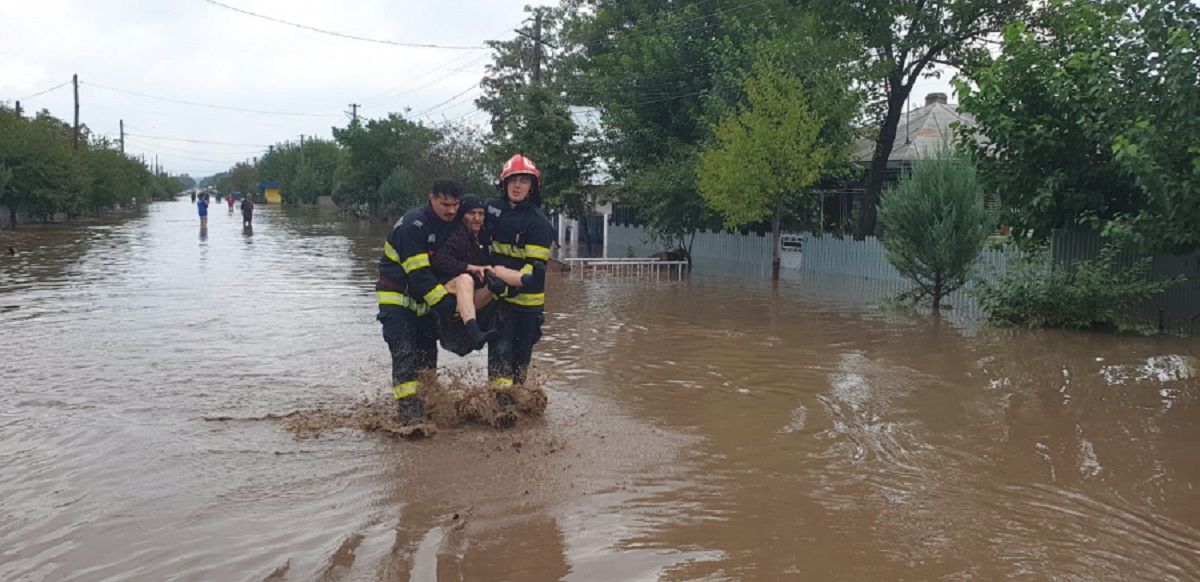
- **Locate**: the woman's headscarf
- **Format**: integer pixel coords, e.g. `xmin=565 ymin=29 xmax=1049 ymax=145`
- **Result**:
xmin=458 ymin=194 xmax=485 ymax=219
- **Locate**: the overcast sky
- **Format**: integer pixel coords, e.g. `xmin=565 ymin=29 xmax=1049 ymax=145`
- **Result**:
xmin=1 ymin=0 xmax=955 ymax=179
xmin=0 ymin=0 xmax=555 ymax=178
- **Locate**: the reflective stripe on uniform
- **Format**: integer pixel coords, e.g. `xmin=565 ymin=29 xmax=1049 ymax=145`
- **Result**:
xmin=525 ymin=244 xmax=550 ymax=261
xmin=491 ymin=377 xmax=513 ymax=388
xmin=384 ymin=241 xmax=401 ymax=263
xmin=423 ymin=284 xmax=448 ymax=306
xmin=393 ymin=381 xmax=419 ymax=400
xmin=505 ymin=292 xmax=544 ymax=307
xmin=519 ymin=263 xmax=533 ymax=276
xmin=376 ymin=291 xmax=431 ymax=315
xmin=401 ymin=253 xmax=431 ymax=273
xmin=490 ymin=241 xmax=524 ymax=259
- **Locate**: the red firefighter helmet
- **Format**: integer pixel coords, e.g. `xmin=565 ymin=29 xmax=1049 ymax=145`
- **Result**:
xmin=500 ymin=154 xmax=540 ymax=187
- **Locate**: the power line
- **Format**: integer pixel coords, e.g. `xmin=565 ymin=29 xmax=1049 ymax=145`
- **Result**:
xmin=122 ymin=137 xmax=264 ymax=156
xmin=84 ymin=82 xmax=343 ymax=117
xmin=361 ymin=53 xmax=493 ymax=109
xmin=16 ymin=80 xmax=71 ymax=101
xmin=412 ymin=84 xmax=480 ymax=119
xmin=126 ymin=143 xmax=250 ymax=164
xmin=358 ymin=20 xmax=520 ymax=106
xmin=123 ymin=131 xmax=270 ymax=147
xmin=199 ymin=0 xmax=484 ymax=50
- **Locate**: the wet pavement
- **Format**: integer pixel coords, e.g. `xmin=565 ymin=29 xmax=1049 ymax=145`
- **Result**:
xmin=2 ymin=198 xmax=1200 ymax=581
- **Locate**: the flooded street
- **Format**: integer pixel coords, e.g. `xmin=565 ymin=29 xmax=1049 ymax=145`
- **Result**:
xmin=3 ymin=198 xmax=1200 ymax=581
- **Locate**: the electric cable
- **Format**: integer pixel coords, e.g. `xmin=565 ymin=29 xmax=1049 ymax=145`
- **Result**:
xmin=199 ymin=0 xmax=484 ymax=49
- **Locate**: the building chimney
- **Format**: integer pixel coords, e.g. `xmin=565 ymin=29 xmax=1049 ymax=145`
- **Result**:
xmin=925 ymin=93 xmax=948 ymax=106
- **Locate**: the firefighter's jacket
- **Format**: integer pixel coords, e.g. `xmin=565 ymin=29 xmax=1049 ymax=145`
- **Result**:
xmin=485 ymin=196 xmax=554 ymax=312
xmin=376 ymin=203 xmax=457 ymax=317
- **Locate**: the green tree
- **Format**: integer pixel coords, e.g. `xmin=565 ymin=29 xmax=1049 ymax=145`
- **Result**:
xmin=561 ymin=0 xmax=776 ymax=251
xmin=809 ymin=0 xmax=1032 ymax=239
xmin=697 ymin=60 xmax=841 ymax=279
xmin=218 ymin=162 xmax=258 ymax=195
xmin=332 ymin=113 xmax=439 ymax=215
xmin=478 ymin=5 xmax=591 ymax=217
xmin=0 ymin=105 xmax=178 ymax=222
xmin=0 ymin=108 xmax=87 ymax=220
xmin=878 ymin=144 xmax=994 ymax=310
xmin=257 ymin=138 xmax=345 ymax=204
xmin=955 ymin=0 xmax=1200 ymax=253
xmin=414 ymin=122 xmax=493 ymax=196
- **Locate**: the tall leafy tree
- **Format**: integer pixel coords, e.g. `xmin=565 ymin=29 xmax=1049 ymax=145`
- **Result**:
xmin=561 ymin=1 xmax=856 ymax=253
xmin=331 ymin=114 xmax=439 ymax=215
xmin=257 ymin=138 xmax=346 ymax=205
xmin=697 ymin=60 xmax=846 ymax=279
xmin=413 ymin=122 xmax=493 ymax=196
xmin=956 ymin=0 xmax=1200 ymax=253
xmin=561 ymin=0 xmax=782 ymax=251
xmin=0 ymin=105 xmax=178 ymax=223
xmin=478 ymin=5 xmax=591 ymax=217
xmin=218 ymin=162 xmax=258 ymax=196
xmin=809 ymin=0 xmax=1031 ymax=239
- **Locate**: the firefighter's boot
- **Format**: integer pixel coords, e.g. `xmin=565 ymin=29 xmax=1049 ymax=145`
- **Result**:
xmin=395 ymin=396 xmax=424 ymax=426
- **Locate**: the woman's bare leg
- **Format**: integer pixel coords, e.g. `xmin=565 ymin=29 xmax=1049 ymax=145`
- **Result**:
xmin=473 ymin=287 xmax=492 ymax=310
xmin=490 ymin=265 xmax=526 ymax=287
xmin=448 ymin=273 xmax=477 ymax=323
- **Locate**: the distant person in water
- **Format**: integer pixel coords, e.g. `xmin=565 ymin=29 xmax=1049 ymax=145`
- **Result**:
xmin=191 ymin=191 xmax=196 ymax=203
xmin=197 ymin=194 xmax=209 ymax=228
xmin=227 ymin=194 xmax=235 ymax=211
xmin=241 ymin=194 xmax=254 ymax=227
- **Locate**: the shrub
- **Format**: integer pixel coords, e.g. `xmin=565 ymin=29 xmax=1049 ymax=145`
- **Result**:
xmin=878 ymin=144 xmax=994 ymax=310
xmin=975 ymin=245 xmax=1181 ymax=331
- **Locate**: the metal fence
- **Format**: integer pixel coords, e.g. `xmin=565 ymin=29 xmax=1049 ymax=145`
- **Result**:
xmin=1052 ymin=231 xmax=1200 ymax=333
xmin=605 ymin=224 xmax=1200 ymax=329
xmin=606 ymin=224 xmax=772 ymax=268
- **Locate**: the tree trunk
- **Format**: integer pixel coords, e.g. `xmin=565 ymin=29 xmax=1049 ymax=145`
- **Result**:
xmin=858 ymin=81 xmax=911 ymax=240
xmin=932 ymin=273 xmax=944 ymax=311
xmin=771 ymin=212 xmax=781 ymax=280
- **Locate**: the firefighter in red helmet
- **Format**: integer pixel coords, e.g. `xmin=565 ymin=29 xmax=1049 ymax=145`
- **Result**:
xmin=484 ymin=154 xmax=555 ymax=404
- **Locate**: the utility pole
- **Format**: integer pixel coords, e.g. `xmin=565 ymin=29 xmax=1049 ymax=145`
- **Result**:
xmin=532 ymin=12 xmax=543 ymax=86
xmin=14 ymin=101 xmax=21 ymax=116
xmin=72 ymin=74 xmax=80 ymax=150
xmin=349 ymin=103 xmax=360 ymax=124
xmin=516 ymin=12 xmax=550 ymax=87
xmin=119 ymin=119 xmax=125 ymax=154
xmin=300 ymin=134 xmax=305 ymax=146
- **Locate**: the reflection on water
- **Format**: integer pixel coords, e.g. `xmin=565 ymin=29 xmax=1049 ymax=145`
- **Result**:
xmin=2 ymin=199 xmax=1199 ymax=580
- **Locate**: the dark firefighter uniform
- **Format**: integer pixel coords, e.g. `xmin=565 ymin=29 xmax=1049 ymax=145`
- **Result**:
xmin=485 ymin=195 xmax=554 ymax=387
xmin=377 ymin=203 xmax=458 ymax=404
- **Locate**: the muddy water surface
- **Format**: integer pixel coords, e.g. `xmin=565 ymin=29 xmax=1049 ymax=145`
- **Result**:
xmin=3 ymin=199 xmax=1200 ymax=581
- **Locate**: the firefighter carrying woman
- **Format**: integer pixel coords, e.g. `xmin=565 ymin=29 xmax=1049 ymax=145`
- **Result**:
xmin=375 ymin=154 xmax=554 ymax=426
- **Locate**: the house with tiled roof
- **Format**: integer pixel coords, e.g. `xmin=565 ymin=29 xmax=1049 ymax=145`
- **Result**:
xmin=823 ymin=92 xmax=978 ymax=233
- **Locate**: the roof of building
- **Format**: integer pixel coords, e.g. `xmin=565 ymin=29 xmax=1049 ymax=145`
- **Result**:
xmin=853 ymin=93 xmax=978 ymax=164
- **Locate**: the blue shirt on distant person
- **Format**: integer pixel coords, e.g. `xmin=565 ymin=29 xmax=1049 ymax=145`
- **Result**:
xmin=198 ymin=198 xmax=208 ymax=217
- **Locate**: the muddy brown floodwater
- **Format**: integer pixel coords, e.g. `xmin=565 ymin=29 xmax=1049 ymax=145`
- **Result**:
xmin=3 ymin=199 xmax=1200 ymax=581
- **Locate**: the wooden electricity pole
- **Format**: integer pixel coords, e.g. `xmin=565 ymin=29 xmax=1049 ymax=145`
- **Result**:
xmin=72 ymin=74 xmax=80 ymax=150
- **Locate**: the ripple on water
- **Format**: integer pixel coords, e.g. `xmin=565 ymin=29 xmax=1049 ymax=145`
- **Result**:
xmin=984 ymin=483 xmax=1200 ymax=580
